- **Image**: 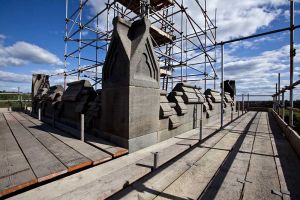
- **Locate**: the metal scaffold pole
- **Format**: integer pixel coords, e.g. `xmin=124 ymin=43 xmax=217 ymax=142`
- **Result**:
xmin=220 ymin=43 xmax=224 ymax=128
xmin=278 ymin=73 xmax=281 ymax=115
xmin=58 ymin=0 xmax=218 ymax=91
xmin=289 ymin=0 xmax=294 ymax=126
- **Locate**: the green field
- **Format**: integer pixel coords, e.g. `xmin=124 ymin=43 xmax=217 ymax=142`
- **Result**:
xmin=0 ymin=93 xmax=31 ymax=109
xmin=279 ymin=109 xmax=300 ymax=134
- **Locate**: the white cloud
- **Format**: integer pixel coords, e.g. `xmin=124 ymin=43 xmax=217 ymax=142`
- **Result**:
xmin=0 ymin=36 xmax=63 ymax=67
xmin=0 ymin=70 xmax=31 ymax=83
xmin=217 ymin=44 xmax=300 ymax=97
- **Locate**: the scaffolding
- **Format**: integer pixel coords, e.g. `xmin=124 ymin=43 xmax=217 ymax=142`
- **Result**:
xmin=54 ymin=0 xmax=217 ymax=92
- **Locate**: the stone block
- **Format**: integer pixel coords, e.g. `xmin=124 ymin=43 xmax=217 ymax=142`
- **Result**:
xmin=173 ymin=83 xmax=205 ymax=104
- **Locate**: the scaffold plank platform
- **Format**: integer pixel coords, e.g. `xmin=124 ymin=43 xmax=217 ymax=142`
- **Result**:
xmin=150 ymin=25 xmax=174 ymax=47
xmin=0 ymin=112 xmax=128 ymax=197
xmin=5 ymin=111 xmax=300 ymax=200
xmin=116 ymin=0 xmax=173 ymax=13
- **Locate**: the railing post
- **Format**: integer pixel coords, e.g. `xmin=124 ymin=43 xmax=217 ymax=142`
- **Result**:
xmin=282 ymin=92 xmax=285 ymax=121
xmin=153 ymin=152 xmax=159 ymax=169
xmin=242 ymin=94 xmax=244 ymax=114
xmin=238 ymin=101 xmax=240 ymax=117
xmin=38 ymin=107 xmax=41 ymax=121
xmin=247 ymin=93 xmax=250 ymax=112
xmin=81 ymin=113 xmax=85 ymax=141
xmin=199 ymin=103 xmax=203 ymax=141
xmin=231 ymin=107 xmax=233 ymax=121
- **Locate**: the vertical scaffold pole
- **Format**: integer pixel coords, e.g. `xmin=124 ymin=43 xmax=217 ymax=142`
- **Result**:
xmin=278 ymin=73 xmax=281 ymax=115
xmin=64 ymin=0 xmax=68 ymax=90
xmin=77 ymin=0 xmax=83 ymax=81
xmin=242 ymin=94 xmax=244 ymax=114
xmin=289 ymin=0 xmax=294 ymax=126
xmin=247 ymin=93 xmax=249 ymax=112
xmin=220 ymin=44 xmax=224 ymax=128
xmin=282 ymin=91 xmax=285 ymax=120
xmin=276 ymin=83 xmax=278 ymax=113
xmin=81 ymin=113 xmax=84 ymax=141
xmin=238 ymin=101 xmax=240 ymax=117
xmin=200 ymin=103 xmax=203 ymax=141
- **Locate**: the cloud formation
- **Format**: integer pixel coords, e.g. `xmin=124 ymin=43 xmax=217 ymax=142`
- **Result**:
xmin=0 ymin=36 xmax=63 ymax=67
xmin=0 ymin=70 xmax=31 ymax=83
xmin=220 ymin=44 xmax=300 ymax=96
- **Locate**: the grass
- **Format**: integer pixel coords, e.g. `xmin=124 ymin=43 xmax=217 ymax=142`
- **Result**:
xmin=280 ymin=109 xmax=300 ymax=134
xmin=0 ymin=93 xmax=31 ymax=109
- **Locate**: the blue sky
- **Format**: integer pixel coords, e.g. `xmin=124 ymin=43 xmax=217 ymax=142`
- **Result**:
xmin=0 ymin=0 xmax=299 ymax=100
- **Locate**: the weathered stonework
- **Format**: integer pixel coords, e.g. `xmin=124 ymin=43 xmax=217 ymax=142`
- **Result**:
xmin=58 ymin=80 xmax=96 ymax=129
xmin=41 ymin=85 xmax=64 ymax=118
xmin=100 ymin=17 xmax=160 ymax=150
xmin=31 ymin=74 xmax=50 ymax=114
xmin=31 ymin=17 xmax=236 ymax=153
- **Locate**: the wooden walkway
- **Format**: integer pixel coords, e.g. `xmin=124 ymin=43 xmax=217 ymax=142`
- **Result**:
xmin=110 ymin=111 xmax=300 ymax=200
xmin=0 ymin=112 xmax=128 ymax=197
xmin=6 ymin=111 xmax=300 ymax=200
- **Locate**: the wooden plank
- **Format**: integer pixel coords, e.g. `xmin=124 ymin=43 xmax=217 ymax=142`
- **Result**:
xmin=11 ymin=112 xmax=92 ymax=172
xmin=44 ymin=118 xmax=128 ymax=158
xmin=271 ymin=135 xmax=300 ymax=199
xmin=238 ymin=135 xmax=254 ymax=153
xmin=3 ymin=113 xmax=68 ymax=182
xmin=55 ymin=160 xmax=153 ymax=200
xmin=109 ymin=146 xmax=210 ymax=200
xmin=256 ymin=124 xmax=270 ymax=134
xmin=242 ymin=154 xmax=281 ymax=200
xmin=252 ymin=135 xmax=273 ymax=156
xmin=213 ymin=132 xmax=240 ymax=151
xmin=199 ymin=152 xmax=251 ymax=200
xmin=109 ymin=116 xmax=251 ymax=200
xmin=18 ymin=112 xmax=112 ymax=165
xmin=8 ymin=113 xmax=244 ymax=200
xmin=154 ymin=149 xmax=229 ymax=200
xmin=0 ymin=114 xmax=37 ymax=197
xmin=8 ymin=128 xmax=204 ymax=200
xmin=84 ymin=134 xmax=128 ymax=158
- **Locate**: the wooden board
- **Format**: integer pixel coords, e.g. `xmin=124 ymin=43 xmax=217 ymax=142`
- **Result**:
xmin=154 ymin=149 xmax=229 ymax=200
xmin=109 ymin=115 xmax=253 ymax=200
xmin=0 ymin=114 xmax=37 ymax=197
xmin=242 ymin=154 xmax=281 ymax=200
xmin=213 ymin=132 xmax=240 ymax=151
xmin=199 ymin=153 xmax=251 ymax=200
xmin=252 ymin=135 xmax=273 ymax=156
xmin=14 ymin=112 xmax=292 ymax=200
xmin=270 ymin=124 xmax=300 ymax=199
xmin=19 ymin=112 xmax=112 ymax=165
xmin=11 ymin=113 xmax=92 ymax=172
xmin=3 ymin=113 xmax=68 ymax=182
xmin=109 ymin=146 xmax=210 ymax=200
xmin=46 ymin=119 xmax=128 ymax=158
